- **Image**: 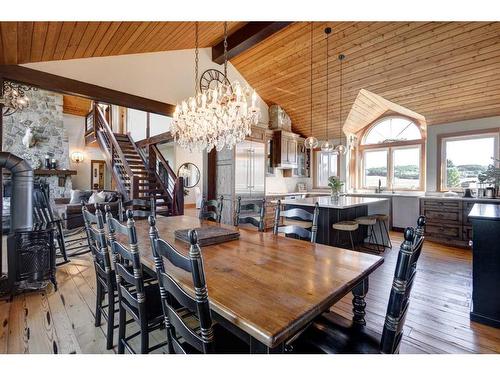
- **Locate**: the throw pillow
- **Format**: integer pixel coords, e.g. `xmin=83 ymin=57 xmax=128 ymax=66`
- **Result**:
xmin=69 ymin=189 xmax=89 ymax=204
xmin=88 ymin=191 xmax=106 ymax=204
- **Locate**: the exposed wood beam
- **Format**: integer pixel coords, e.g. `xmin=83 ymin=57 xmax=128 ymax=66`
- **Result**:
xmin=0 ymin=65 xmax=175 ymax=116
xmin=211 ymin=22 xmax=292 ymax=64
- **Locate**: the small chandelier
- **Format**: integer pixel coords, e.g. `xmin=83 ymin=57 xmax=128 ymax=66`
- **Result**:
xmin=334 ymin=54 xmax=348 ymax=156
xmin=321 ymin=27 xmax=335 ymax=153
xmin=172 ymin=22 xmax=260 ymax=152
xmin=1 ymin=81 xmax=34 ymax=116
xmin=304 ymin=22 xmax=318 ymax=149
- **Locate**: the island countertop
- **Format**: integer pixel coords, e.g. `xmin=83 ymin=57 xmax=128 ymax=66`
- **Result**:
xmin=279 ymin=196 xmax=389 ymax=209
xmin=468 ymin=203 xmax=500 ymax=221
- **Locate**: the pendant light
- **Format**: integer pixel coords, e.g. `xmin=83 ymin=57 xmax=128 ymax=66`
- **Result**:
xmin=335 ymin=54 xmax=348 ymax=155
xmin=304 ymin=22 xmax=318 ymax=149
xmin=321 ymin=27 xmax=334 ymax=153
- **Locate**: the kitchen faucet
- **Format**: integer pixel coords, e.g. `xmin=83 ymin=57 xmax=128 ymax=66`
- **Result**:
xmin=375 ymin=179 xmax=383 ymax=193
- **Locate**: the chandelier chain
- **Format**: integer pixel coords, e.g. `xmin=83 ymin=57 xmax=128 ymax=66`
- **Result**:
xmin=223 ymin=22 xmax=228 ymax=78
xmin=310 ymin=22 xmax=313 ymax=135
xmin=326 ymin=29 xmax=329 ymax=140
xmin=194 ymin=22 xmax=199 ymax=95
xmin=339 ymin=55 xmax=343 ymax=140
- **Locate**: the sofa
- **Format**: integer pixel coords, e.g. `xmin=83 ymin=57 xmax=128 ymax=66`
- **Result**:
xmin=54 ymin=190 xmax=122 ymax=229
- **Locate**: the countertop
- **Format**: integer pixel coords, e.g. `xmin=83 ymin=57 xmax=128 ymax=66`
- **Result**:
xmin=420 ymin=195 xmax=500 ymax=202
xmin=278 ymin=196 xmax=389 ymax=209
xmin=468 ymin=203 xmax=500 ymax=221
xmin=265 ymin=191 xmax=329 ymax=197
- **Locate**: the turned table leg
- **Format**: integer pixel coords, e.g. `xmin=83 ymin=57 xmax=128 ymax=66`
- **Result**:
xmin=352 ymin=277 xmax=369 ymax=326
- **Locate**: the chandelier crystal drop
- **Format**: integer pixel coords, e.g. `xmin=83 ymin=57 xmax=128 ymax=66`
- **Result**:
xmin=171 ymin=22 xmax=260 ymax=152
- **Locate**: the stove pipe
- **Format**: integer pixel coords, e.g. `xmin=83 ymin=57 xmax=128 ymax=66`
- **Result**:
xmin=0 ymin=152 xmax=33 ymax=232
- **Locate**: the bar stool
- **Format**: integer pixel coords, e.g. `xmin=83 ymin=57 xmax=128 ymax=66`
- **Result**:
xmin=371 ymin=214 xmax=392 ymax=249
xmin=355 ymin=216 xmax=382 ymax=253
xmin=332 ymin=221 xmax=359 ymax=251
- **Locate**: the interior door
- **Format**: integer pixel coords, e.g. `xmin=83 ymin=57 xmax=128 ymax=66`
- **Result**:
xmin=250 ymin=141 xmax=265 ymax=197
xmin=235 ymin=141 xmax=252 ymax=197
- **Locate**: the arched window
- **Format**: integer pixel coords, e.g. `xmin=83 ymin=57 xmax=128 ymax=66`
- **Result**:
xmin=358 ymin=116 xmax=425 ymax=191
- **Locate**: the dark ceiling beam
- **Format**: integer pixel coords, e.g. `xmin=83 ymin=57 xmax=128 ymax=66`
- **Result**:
xmin=212 ymin=22 xmax=292 ymax=64
xmin=0 ymin=65 xmax=175 ymax=116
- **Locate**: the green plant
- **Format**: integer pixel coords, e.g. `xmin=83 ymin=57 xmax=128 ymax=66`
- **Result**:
xmin=327 ymin=176 xmax=344 ymax=193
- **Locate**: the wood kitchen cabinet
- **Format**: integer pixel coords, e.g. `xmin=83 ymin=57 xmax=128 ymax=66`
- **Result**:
xmin=272 ymin=130 xmax=300 ymax=168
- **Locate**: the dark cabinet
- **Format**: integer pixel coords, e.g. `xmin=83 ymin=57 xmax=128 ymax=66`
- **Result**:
xmin=272 ymin=130 xmax=299 ymax=168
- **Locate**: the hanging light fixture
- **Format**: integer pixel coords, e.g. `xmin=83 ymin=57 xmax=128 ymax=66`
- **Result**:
xmin=1 ymin=81 xmax=34 ymax=117
xmin=304 ymin=22 xmax=318 ymax=149
xmin=171 ymin=22 xmax=260 ymax=152
xmin=321 ymin=27 xmax=334 ymax=153
xmin=335 ymin=54 xmax=348 ymax=155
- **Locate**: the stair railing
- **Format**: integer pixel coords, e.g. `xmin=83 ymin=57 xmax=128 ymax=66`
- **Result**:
xmin=93 ymin=104 xmax=138 ymax=201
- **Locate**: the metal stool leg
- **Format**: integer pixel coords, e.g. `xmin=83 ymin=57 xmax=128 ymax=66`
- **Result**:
xmin=382 ymin=219 xmax=392 ymax=248
xmin=370 ymin=225 xmax=382 ymax=253
xmin=349 ymin=231 xmax=356 ymax=251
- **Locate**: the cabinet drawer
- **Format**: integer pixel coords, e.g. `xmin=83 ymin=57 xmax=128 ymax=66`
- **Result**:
xmin=422 ymin=207 xmax=462 ymax=223
xmin=421 ymin=199 xmax=462 ymax=210
xmin=425 ymin=223 xmax=462 ymax=241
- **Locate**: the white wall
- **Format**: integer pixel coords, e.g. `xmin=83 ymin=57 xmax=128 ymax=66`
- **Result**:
xmin=64 ymin=114 xmax=111 ymax=190
xmin=426 ymin=116 xmax=500 ymax=192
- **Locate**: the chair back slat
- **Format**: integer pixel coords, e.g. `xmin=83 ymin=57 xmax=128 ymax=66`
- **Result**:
xmin=148 ymin=216 xmax=215 ymax=354
xmin=106 ymin=207 xmax=148 ymax=322
xmin=199 ymin=195 xmax=223 ymax=223
xmin=234 ymin=197 xmax=266 ymax=231
xmin=380 ymin=216 xmax=426 ymax=354
xmin=273 ymin=201 xmax=320 ymax=243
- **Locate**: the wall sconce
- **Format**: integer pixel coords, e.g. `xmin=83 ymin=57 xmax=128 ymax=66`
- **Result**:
xmin=71 ymin=152 xmax=84 ymax=164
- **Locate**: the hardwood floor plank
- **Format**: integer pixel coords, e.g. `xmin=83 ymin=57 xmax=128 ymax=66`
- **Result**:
xmin=0 ymin=300 xmax=10 ymax=353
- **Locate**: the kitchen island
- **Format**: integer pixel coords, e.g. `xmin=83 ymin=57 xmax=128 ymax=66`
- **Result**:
xmin=468 ymin=203 xmax=500 ymax=328
xmin=280 ymin=196 xmax=390 ymax=248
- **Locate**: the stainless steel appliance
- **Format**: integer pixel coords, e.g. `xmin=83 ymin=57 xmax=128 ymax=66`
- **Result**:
xmin=235 ymin=140 xmax=265 ymax=198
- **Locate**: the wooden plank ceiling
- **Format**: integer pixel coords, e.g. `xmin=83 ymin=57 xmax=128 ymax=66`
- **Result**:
xmin=0 ymin=21 xmax=245 ymax=65
xmin=231 ymin=22 xmax=500 ymax=137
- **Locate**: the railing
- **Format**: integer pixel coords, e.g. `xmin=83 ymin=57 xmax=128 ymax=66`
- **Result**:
xmin=93 ymin=104 xmax=138 ymax=201
xmin=147 ymin=144 xmax=184 ymax=215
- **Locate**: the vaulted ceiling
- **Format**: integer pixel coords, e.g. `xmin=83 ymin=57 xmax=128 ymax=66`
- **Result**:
xmin=0 ymin=21 xmax=245 ymax=64
xmin=231 ymin=22 xmax=500 ymax=138
xmin=2 ymin=21 xmax=500 ymax=138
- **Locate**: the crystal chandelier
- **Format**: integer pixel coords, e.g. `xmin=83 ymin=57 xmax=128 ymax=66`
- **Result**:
xmin=321 ymin=27 xmax=335 ymax=153
xmin=304 ymin=22 xmax=318 ymax=149
xmin=171 ymin=22 xmax=260 ymax=152
xmin=1 ymin=81 xmax=33 ymax=116
xmin=334 ymin=54 xmax=348 ymax=155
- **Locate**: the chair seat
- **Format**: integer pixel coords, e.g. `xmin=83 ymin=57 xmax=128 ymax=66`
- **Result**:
xmin=332 ymin=221 xmax=359 ymax=231
xmin=371 ymin=214 xmax=389 ymax=221
xmin=356 ymin=216 xmax=377 ymax=226
xmin=294 ymin=311 xmax=382 ymax=354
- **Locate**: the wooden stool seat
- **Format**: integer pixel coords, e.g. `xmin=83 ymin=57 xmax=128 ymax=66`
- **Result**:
xmin=372 ymin=214 xmax=389 ymax=221
xmin=332 ymin=221 xmax=359 ymax=231
xmin=355 ymin=216 xmax=377 ymax=226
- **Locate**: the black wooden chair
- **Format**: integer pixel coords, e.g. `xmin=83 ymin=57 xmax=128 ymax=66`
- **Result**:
xmin=273 ymin=200 xmax=320 ymax=243
xmin=293 ymin=216 xmax=426 ymax=354
xmin=234 ymin=196 xmax=266 ymax=231
xmin=199 ymin=195 xmax=223 ymax=223
xmin=81 ymin=204 xmax=117 ymax=350
xmin=148 ymin=216 xmax=249 ymax=353
xmin=106 ymin=207 xmax=167 ymax=354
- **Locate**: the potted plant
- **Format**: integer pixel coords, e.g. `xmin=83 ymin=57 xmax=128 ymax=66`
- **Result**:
xmin=328 ymin=176 xmax=344 ymax=199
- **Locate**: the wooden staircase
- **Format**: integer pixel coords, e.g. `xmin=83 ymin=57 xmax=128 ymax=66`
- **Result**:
xmin=88 ymin=103 xmax=183 ymax=216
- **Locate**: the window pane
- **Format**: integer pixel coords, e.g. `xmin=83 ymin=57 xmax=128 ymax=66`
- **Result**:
xmin=393 ymin=147 xmax=420 ymax=189
xmin=363 ymin=117 xmax=421 ymax=145
xmin=317 ymin=152 xmax=338 ymax=187
xmin=364 ymin=149 xmax=387 ymax=187
xmin=444 ymin=136 xmax=496 ymax=189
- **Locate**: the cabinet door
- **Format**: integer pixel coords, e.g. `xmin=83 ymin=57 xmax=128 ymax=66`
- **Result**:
xmin=281 ymin=137 xmax=289 ymax=163
xmin=287 ymin=138 xmax=297 ymax=164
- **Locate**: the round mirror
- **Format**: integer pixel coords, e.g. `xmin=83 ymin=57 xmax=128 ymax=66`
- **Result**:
xmin=177 ymin=162 xmax=200 ymax=188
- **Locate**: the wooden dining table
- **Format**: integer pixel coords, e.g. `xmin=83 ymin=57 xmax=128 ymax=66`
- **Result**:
xmin=126 ymin=215 xmax=384 ymax=353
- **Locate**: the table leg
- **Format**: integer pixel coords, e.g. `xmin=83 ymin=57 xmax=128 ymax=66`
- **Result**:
xmin=352 ymin=277 xmax=369 ymax=326
xmin=250 ymin=337 xmax=285 ymax=354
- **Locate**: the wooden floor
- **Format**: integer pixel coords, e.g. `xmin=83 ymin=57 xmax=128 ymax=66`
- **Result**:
xmin=1 ymin=211 xmax=499 ymax=353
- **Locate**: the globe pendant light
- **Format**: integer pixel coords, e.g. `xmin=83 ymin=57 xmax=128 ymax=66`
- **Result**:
xmin=304 ymin=22 xmax=318 ymax=149
xmin=321 ymin=27 xmax=335 ymax=153
xmin=335 ymin=53 xmax=348 ymax=156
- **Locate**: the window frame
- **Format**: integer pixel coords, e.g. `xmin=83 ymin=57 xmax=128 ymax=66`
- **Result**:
xmin=357 ymin=115 xmax=426 ymax=191
xmin=437 ymin=129 xmax=500 ymax=192
xmin=313 ymin=149 xmax=340 ymax=189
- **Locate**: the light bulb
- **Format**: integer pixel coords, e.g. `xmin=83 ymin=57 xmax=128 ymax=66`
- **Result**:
xmin=304 ymin=136 xmax=319 ymax=149
xmin=335 ymin=144 xmax=347 ymax=155
xmin=321 ymin=140 xmax=334 ymax=152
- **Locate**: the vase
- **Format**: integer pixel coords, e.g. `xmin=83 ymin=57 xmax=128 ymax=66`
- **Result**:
xmin=331 ymin=190 xmax=340 ymax=200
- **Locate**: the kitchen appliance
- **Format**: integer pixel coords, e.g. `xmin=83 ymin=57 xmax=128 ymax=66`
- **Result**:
xmin=485 ymin=187 xmax=495 ymax=198
xmin=463 ymin=188 xmax=473 ymax=198
xmin=235 ymin=140 xmax=265 ymax=198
